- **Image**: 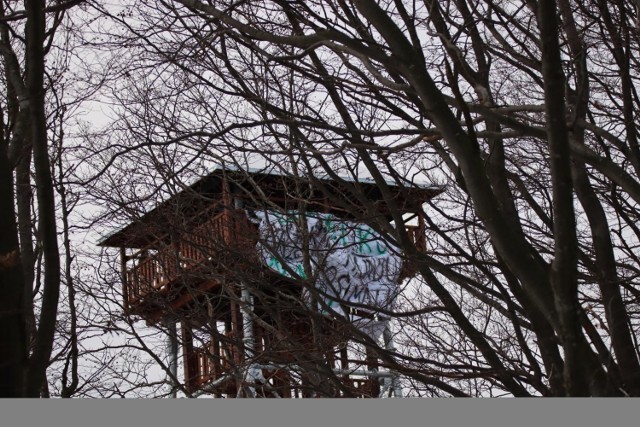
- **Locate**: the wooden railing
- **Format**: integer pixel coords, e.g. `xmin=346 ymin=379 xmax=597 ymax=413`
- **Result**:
xmin=188 ymin=337 xmax=385 ymax=397
xmin=183 ymin=315 xmax=389 ymax=397
xmin=189 ymin=332 xmax=242 ymax=391
xmin=124 ymin=210 xmax=255 ymax=307
xmin=123 ymin=211 xmax=426 ymax=309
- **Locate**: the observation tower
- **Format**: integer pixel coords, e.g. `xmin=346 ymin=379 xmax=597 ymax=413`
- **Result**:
xmin=99 ymin=166 xmax=441 ymax=397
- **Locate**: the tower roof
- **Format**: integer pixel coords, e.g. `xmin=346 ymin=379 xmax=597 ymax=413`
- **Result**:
xmin=98 ymin=165 xmax=443 ymax=248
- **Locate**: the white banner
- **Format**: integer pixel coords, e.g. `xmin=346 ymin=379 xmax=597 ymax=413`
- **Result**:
xmin=252 ymin=210 xmax=402 ymax=326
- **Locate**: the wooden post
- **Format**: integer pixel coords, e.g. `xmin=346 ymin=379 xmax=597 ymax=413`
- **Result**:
xmin=416 ymin=212 xmax=426 ymax=253
xmin=230 ymin=299 xmax=243 ymax=366
xmin=365 ymin=347 xmax=381 ymax=397
xmin=119 ymin=247 xmax=129 ymax=313
xmin=207 ymin=299 xmax=221 ymax=383
xmin=181 ymin=321 xmax=197 ymax=393
xmin=165 ymin=320 xmax=179 ymax=398
xmin=339 ymin=345 xmax=350 ymax=395
xmin=222 ymin=176 xmax=232 ymax=246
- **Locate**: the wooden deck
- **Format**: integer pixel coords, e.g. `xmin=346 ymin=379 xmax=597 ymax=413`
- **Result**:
xmin=122 ymin=209 xmax=256 ymax=316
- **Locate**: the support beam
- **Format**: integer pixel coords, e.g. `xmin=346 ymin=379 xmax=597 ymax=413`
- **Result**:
xmin=383 ymin=323 xmax=403 ymax=398
xmin=165 ymin=320 xmax=179 ymax=398
xmin=240 ymin=284 xmax=256 ymax=397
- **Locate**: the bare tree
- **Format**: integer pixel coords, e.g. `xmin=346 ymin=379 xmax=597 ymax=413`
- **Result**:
xmin=80 ymin=0 xmax=640 ymax=397
xmin=0 ymin=0 xmax=91 ymax=397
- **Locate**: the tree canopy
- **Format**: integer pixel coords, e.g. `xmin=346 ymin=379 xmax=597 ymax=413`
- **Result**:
xmin=2 ymin=0 xmax=640 ymax=397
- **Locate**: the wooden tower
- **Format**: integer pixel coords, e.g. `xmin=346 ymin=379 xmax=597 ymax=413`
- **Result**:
xmin=98 ymin=167 xmax=441 ymax=397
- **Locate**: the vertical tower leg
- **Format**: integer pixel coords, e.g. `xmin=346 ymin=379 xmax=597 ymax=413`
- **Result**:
xmin=383 ymin=322 xmax=403 ymax=398
xmin=365 ymin=346 xmax=381 ymax=397
xmin=165 ymin=320 xmax=179 ymax=398
xmin=240 ymin=284 xmax=257 ymax=397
